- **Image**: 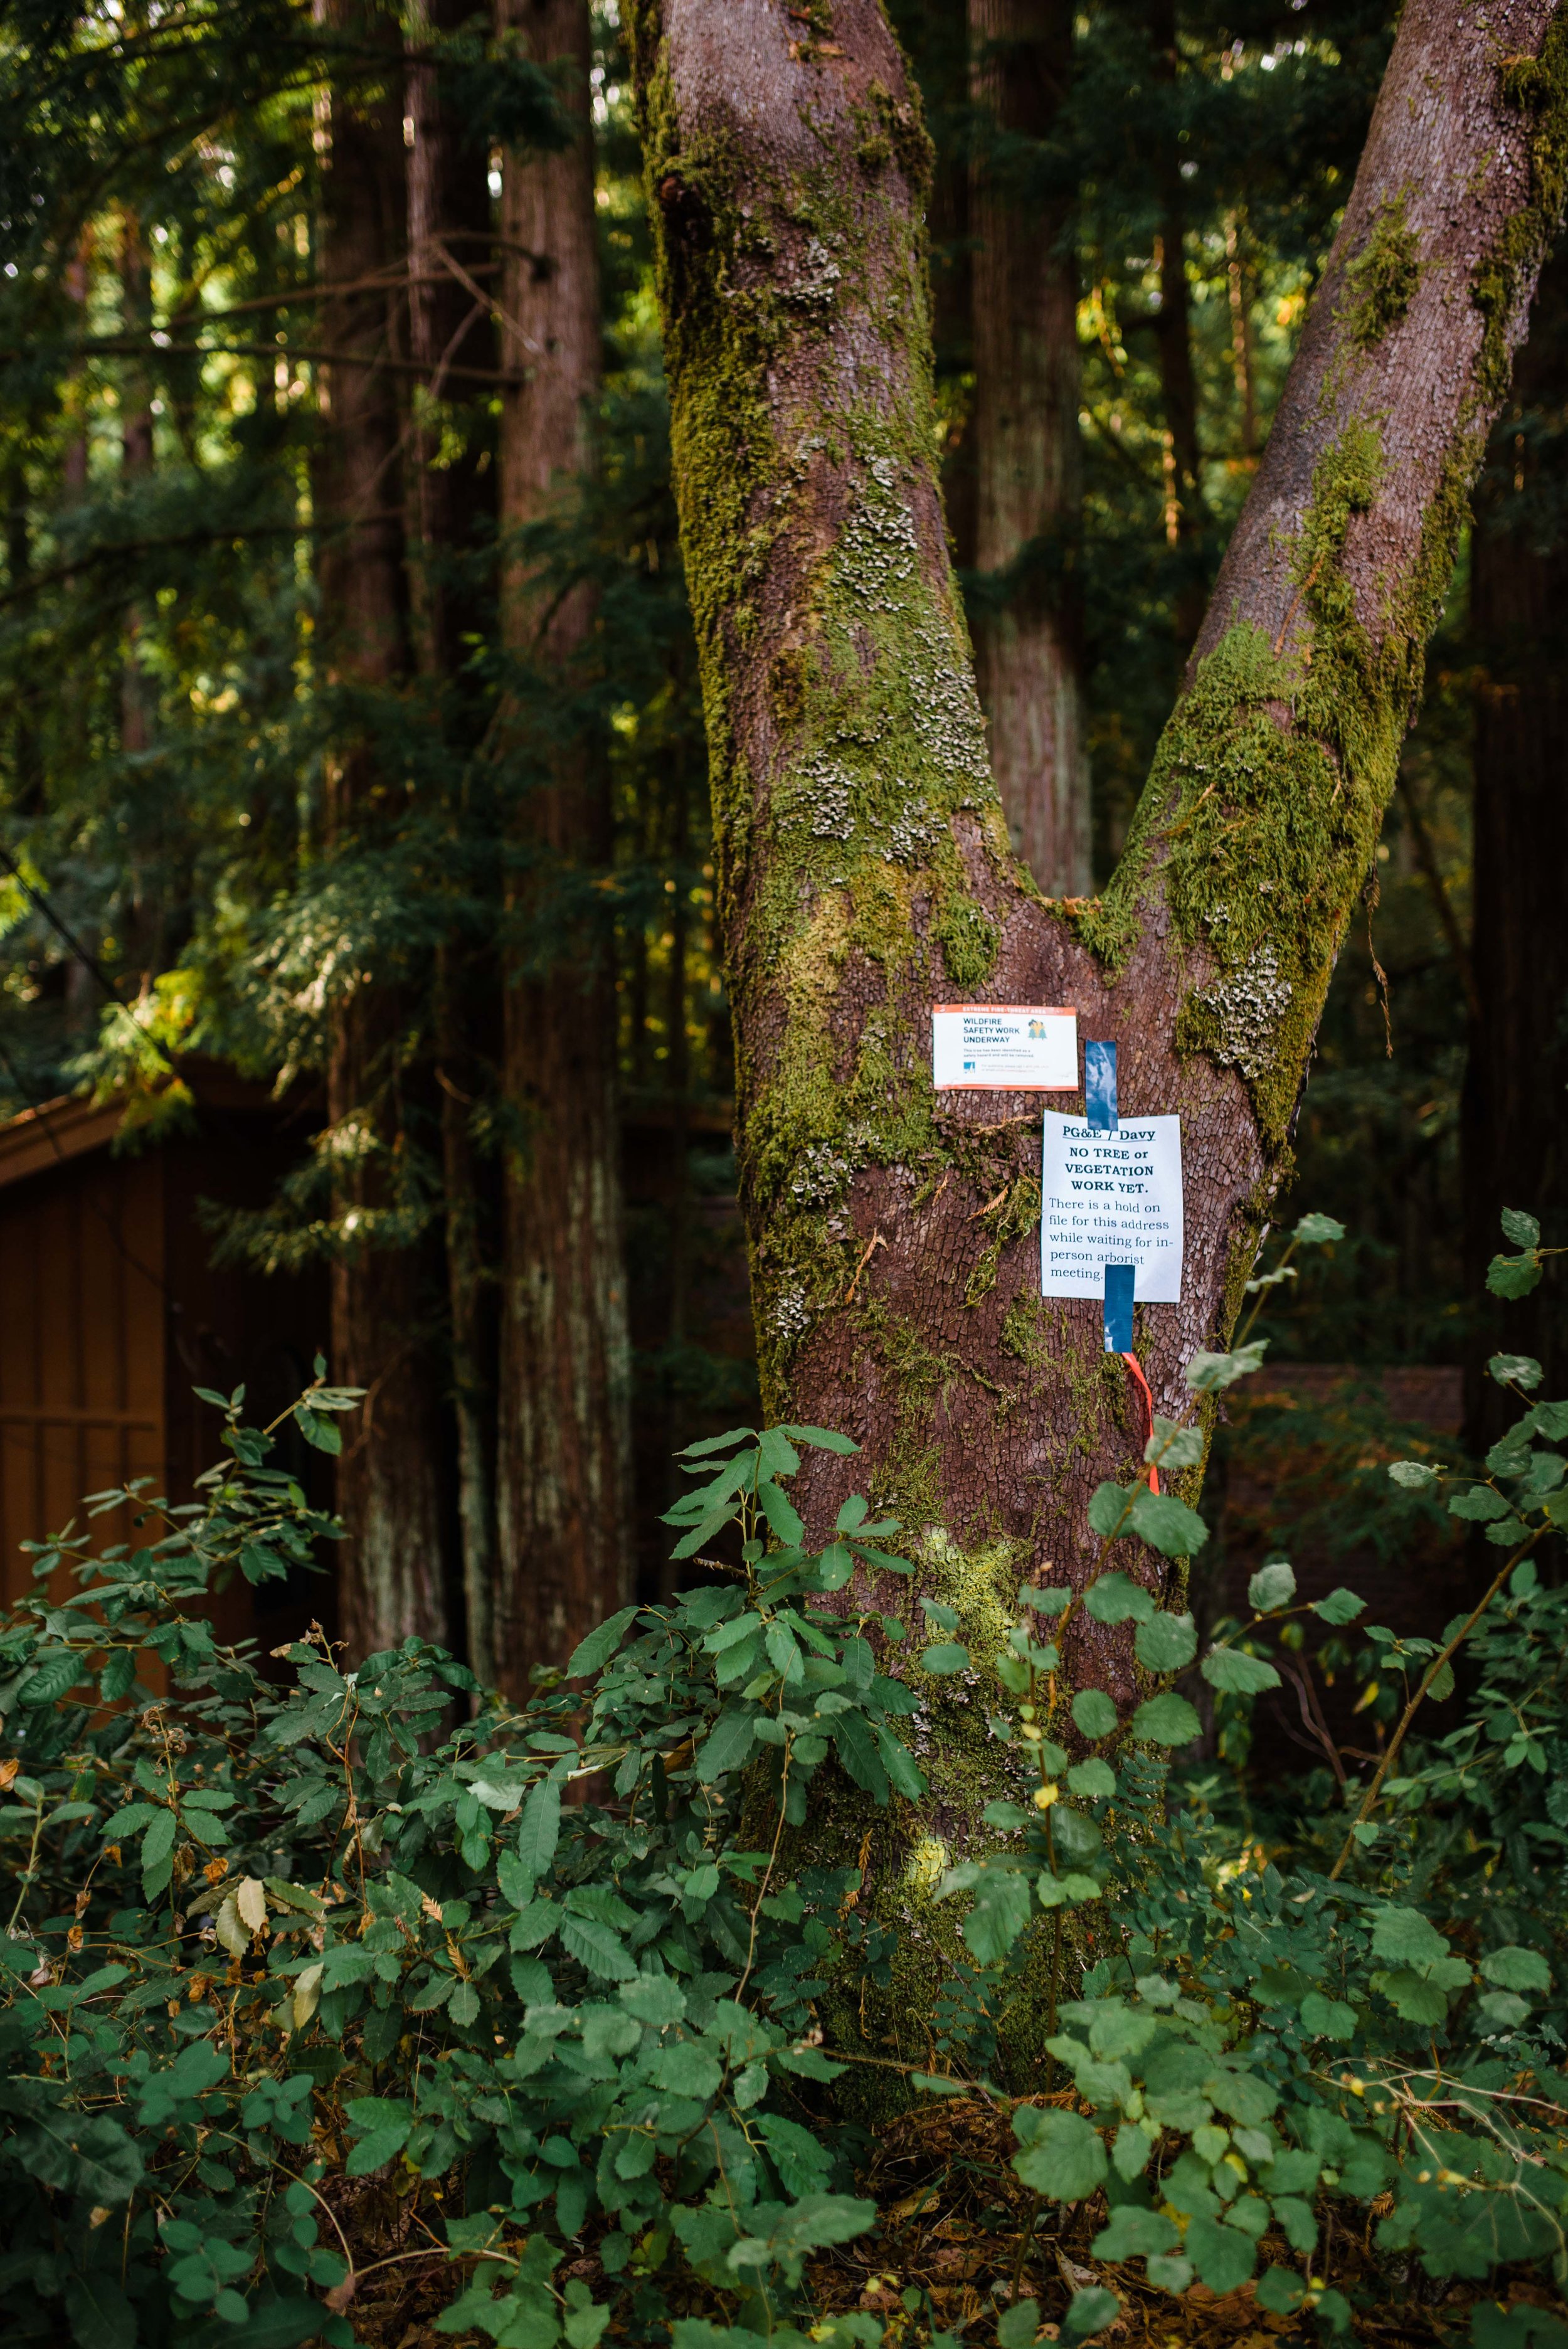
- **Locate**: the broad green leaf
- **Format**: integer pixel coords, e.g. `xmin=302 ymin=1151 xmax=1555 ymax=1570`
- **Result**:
xmin=346 ymin=2123 xmax=414 ymax=2178
xmin=1011 ymin=2106 xmax=1106 ymax=2201
xmin=558 ymin=1914 xmax=637 ymax=1982
xmin=756 ymin=1428 xmax=802 ymax=1478
xmin=448 ymin=1981 xmax=480 ymax=2027
xmin=1134 ymin=1610 xmax=1197 ymax=1673
xmin=16 ymin=1651 xmax=80 ymax=1707
xmin=1092 ymin=2207 xmax=1179 ymax=2260
xmin=1184 ymin=1342 xmax=1267 ymax=1392
xmin=921 ymin=1642 xmax=970 ymax=1675
xmin=650 ymin=2041 xmax=723 ymax=2099
xmin=1201 ymin=1646 xmax=1279 ymax=1695
xmin=1247 ymin=1559 xmax=1295 ymax=1610
xmin=517 ymin=1776 xmax=562 ymax=1879
xmin=1298 ymin=1993 xmax=1356 ymax=2040
xmin=695 ymin=1705 xmax=757 ymax=1781
xmin=1449 ymin=1483 xmax=1512 ymax=1521
xmin=566 ymin=1607 xmax=640 ymax=1680
xmin=678 ymin=1426 xmax=758 ymax=1458
xmin=1488 ymin=1253 xmax=1542 ymax=1299
xmin=961 ymin=1867 xmax=1034 ymax=1964
xmin=757 ymin=1478 xmax=805 ymax=1547
xmin=1147 ymin=1416 xmax=1203 ymax=1469
xmin=1256 ymin=2268 xmax=1305 ymax=2317
xmin=1130 ymin=1692 xmax=1201 ymax=1746
xmin=1147 ymin=2256 xmax=1194 ymax=2296
xmin=779 ymin=1423 xmax=861 ymax=1455
xmin=1369 ymin=1905 xmax=1449 ymax=1969
xmin=1294 ymin=1212 xmax=1345 ymax=1245
xmin=1500 ymin=1207 xmax=1541 ymax=1249
xmin=1128 ymin=1490 xmax=1207 ymax=1559
xmin=1087 ymin=1480 xmax=1133 ymax=1539
xmin=141 ymin=1810 xmax=176 ymax=1868
xmin=1490 ymin=1353 xmax=1542 ymax=1391
xmin=1066 ymin=1759 xmax=1116 ymax=1801
xmin=1311 ymin=1587 xmax=1365 ymax=1624
xmin=1186 ymin=2214 xmax=1256 ymax=2294
xmin=1071 ymin=1689 xmax=1118 ymax=1741
xmin=1064 ymin=2288 xmax=1121 ymax=2338
xmin=620 ymin=1971 xmax=687 ymax=2027
xmin=1375 ymin=1968 xmax=1447 ymax=2025
xmin=1084 ymin=1571 xmax=1153 ymax=1625
xmin=1088 ymin=2004 xmax=1157 ymax=2061
xmin=765 ymin=1621 xmax=803 ymax=1680
xmin=1480 ymin=1944 xmax=1551 ymax=1993
xmin=1387 ymin=1460 xmax=1436 ymax=1488
xmin=997 ymin=2300 xmax=1040 ymax=2349
xmin=497 ymin=1851 xmax=536 ymax=1911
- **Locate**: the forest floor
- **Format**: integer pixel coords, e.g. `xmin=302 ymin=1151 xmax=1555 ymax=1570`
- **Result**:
xmin=332 ymin=2094 xmax=1557 ymax=2349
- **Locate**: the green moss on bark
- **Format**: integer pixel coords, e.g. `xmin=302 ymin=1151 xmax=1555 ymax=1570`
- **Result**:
xmin=1336 ymin=189 xmax=1422 ymax=348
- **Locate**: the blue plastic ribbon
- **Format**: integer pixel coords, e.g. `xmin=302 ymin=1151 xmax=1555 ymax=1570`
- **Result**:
xmin=1084 ymin=1039 xmax=1118 ymax=1133
xmin=1103 ymin=1263 xmax=1135 ymax=1354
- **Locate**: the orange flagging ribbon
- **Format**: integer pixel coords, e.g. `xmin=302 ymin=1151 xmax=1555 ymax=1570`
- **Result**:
xmin=1121 ymin=1351 xmax=1160 ymax=1495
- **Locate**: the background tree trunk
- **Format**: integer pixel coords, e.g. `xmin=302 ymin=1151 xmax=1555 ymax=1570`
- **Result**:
xmin=1465 ymin=235 xmax=1568 ymax=1429
xmin=630 ymin=0 xmax=1565 ymax=2015
xmin=967 ymin=0 xmax=1090 ymax=899
xmin=405 ymin=0 xmax=504 ymax=1677
xmin=1147 ymin=0 xmax=1205 ymax=648
xmin=492 ymin=0 xmax=633 ymax=1691
xmin=317 ymin=0 xmax=452 ymax=1659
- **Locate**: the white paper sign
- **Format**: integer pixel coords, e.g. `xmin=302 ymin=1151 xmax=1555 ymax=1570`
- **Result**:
xmin=1041 ymin=1112 xmax=1184 ymax=1302
xmin=932 ymin=1004 xmax=1078 ymax=1091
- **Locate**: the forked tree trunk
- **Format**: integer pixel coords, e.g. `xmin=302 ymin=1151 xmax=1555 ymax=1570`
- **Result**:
xmin=1465 ymin=236 xmax=1568 ymax=1431
xmin=629 ymin=0 xmax=1566 ymax=1938
xmin=317 ymin=0 xmax=452 ymax=1658
xmin=968 ymin=0 xmax=1089 ymax=899
xmin=492 ymin=0 xmax=633 ymax=1692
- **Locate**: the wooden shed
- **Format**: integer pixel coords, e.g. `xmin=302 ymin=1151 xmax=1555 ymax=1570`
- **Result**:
xmin=0 ymin=1068 xmax=330 ymax=1631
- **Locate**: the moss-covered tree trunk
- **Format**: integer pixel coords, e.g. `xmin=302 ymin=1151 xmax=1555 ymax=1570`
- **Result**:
xmin=628 ymin=0 xmax=1567 ymax=1897
xmin=968 ymin=0 xmax=1089 ymax=899
xmin=492 ymin=0 xmax=634 ymax=1691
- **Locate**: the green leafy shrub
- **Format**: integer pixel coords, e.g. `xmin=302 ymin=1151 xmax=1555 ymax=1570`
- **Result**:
xmin=3 ymin=1217 xmax=1567 ymax=2349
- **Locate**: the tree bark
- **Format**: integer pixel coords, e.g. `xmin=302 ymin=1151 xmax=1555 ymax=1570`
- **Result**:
xmin=1464 ymin=235 xmax=1568 ymax=1428
xmin=405 ymin=0 xmax=504 ymax=1677
xmin=1147 ymin=0 xmax=1205 ymax=648
xmin=406 ymin=0 xmax=496 ymax=673
xmin=492 ymin=0 xmax=633 ymax=1691
xmin=967 ymin=0 xmax=1089 ymax=899
xmin=316 ymin=0 xmax=452 ymax=1660
xmin=629 ymin=0 xmax=1566 ymax=1980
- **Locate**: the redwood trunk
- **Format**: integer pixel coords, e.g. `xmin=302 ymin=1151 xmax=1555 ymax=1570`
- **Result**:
xmin=968 ymin=0 xmax=1089 ymax=899
xmin=1465 ymin=236 xmax=1568 ymax=1427
xmin=406 ymin=0 xmax=504 ymax=1674
xmin=630 ymin=0 xmax=1564 ymax=1925
xmin=317 ymin=0 xmax=452 ymax=1658
xmin=492 ymin=0 xmax=633 ymax=1689
xmin=1147 ymin=0 xmax=1205 ymax=647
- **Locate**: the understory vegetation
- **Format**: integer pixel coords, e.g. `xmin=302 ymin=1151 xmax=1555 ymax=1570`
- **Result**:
xmin=1 ymin=1218 xmax=1565 ymax=2349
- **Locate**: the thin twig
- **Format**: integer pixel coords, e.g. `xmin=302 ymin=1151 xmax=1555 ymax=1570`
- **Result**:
xmin=844 ymin=1228 xmax=886 ymax=1304
xmin=1328 ymin=1530 xmax=1540 ymax=1879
